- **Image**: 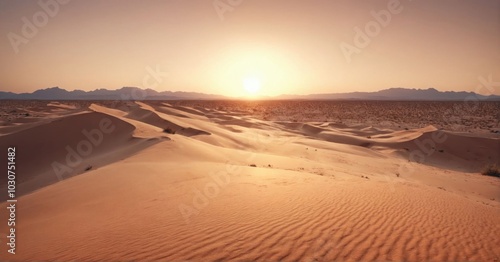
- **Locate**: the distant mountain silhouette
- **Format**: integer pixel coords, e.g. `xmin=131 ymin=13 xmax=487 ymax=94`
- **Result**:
xmin=0 ymin=87 xmax=226 ymax=100
xmin=277 ymin=88 xmax=500 ymax=101
xmin=0 ymin=87 xmax=499 ymax=101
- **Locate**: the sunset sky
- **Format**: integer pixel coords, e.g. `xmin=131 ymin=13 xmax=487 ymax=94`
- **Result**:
xmin=0 ymin=0 xmax=499 ymax=97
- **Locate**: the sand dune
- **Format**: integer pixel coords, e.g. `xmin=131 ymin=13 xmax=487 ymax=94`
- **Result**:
xmin=0 ymin=101 xmax=499 ymax=261
xmin=275 ymin=122 xmax=498 ymax=173
xmin=0 ymin=110 xmax=161 ymax=200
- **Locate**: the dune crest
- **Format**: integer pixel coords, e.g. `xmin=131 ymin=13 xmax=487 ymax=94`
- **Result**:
xmin=0 ymin=101 xmax=499 ymax=261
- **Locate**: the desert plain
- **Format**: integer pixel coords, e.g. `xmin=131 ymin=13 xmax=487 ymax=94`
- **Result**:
xmin=0 ymin=100 xmax=499 ymax=261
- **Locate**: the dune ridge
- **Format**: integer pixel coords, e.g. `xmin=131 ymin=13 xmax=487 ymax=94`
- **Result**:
xmin=0 ymin=101 xmax=499 ymax=261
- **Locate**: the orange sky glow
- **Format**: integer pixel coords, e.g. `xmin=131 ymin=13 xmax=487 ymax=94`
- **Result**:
xmin=0 ymin=0 xmax=499 ymax=97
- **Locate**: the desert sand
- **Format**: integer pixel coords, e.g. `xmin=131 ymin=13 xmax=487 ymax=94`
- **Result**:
xmin=0 ymin=100 xmax=499 ymax=261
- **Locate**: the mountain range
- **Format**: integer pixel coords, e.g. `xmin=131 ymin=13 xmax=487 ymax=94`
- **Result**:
xmin=1 ymin=87 xmax=499 ymax=101
xmin=0 ymin=87 xmax=225 ymax=100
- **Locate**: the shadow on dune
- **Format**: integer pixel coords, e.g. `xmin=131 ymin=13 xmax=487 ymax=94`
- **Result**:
xmin=122 ymin=104 xmax=211 ymax=137
xmin=276 ymin=122 xmax=499 ymax=173
xmin=0 ymin=112 xmax=162 ymax=201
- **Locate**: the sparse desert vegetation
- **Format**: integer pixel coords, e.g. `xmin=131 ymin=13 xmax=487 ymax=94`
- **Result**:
xmin=168 ymin=100 xmax=500 ymax=134
xmin=482 ymin=164 xmax=500 ymax=178
xmin=0 ymin=100 xmax=499 ymax=261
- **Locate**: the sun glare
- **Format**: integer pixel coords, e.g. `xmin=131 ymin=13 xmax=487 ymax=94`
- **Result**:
xmin=243 ymin=77 xmax=261 ymax=96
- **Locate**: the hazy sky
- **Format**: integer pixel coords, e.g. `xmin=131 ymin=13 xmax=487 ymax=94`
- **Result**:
xmin=1 ymin=0 xmax=499 ymax=97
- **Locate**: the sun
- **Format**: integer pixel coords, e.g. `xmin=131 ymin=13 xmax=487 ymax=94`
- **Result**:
xmin=243 ymin=77 xmax=261 ymax=95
